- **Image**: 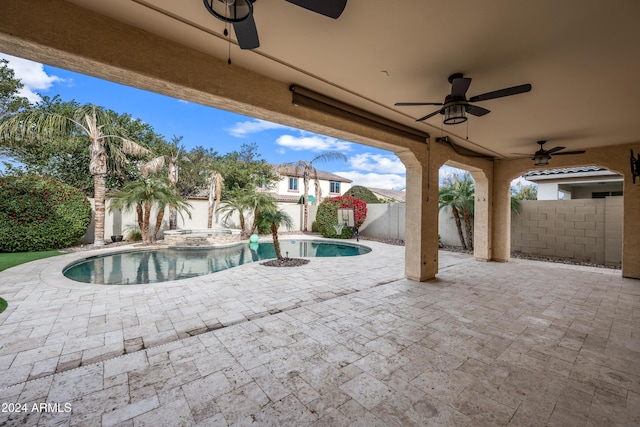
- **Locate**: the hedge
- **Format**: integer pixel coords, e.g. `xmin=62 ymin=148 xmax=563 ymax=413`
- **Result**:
xmin=0 ymin=176 xmax=92 ymax=252
xmin=316 ymin=195 xmax=367 ymax=239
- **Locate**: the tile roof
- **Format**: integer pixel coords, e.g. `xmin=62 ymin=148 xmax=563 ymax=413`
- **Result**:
xmin=368 ymin=187 xmax=406 ymax=202
xmin=523 ymin=166 xmax=607 ymax=177
xmin=274 ymin=164 xmax=352 ymax=183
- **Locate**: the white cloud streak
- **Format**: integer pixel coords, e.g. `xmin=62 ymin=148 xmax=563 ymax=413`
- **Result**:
xmin=348 ymin=153 xmax=405 ymax=174
xmin=226 ymin=119 xmax=292 ymax=137
xmin=334 ymin=171 xmax=406 ymax=190
xmin=0 ymin=54 xmax=62 ymax=103
xmin=276 ymin=134 xmax=352 ymax=152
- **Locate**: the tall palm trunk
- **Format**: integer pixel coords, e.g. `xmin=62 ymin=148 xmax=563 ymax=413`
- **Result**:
xmin=153 ymin=207 xmax=165 ymax=242
xmin=462 ymin=208 xmax=473 ymax=250
xmin=451 ymin=206 xmax=468 ymax=250
xmin=302 ymin=176 xmax=310 ymax=231
xmin=136 ymin=204 xmax=144 ymax=232
xmin=142 ymin=200 xmax=152 ymax=243
xmin=168 ymin=152 xmax=178 ymax=230
xmin=271 ymin=223 xmax=283 ymax=260
xmin=93 ymin=174 xmax=106 ymax=246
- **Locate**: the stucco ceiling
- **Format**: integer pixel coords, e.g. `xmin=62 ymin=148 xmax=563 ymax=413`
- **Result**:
xmin=36 ymin=1 xmax=640 ymax=158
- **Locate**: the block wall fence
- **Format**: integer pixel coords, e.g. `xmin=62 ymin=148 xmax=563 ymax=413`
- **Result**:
xmin=82 ymin=198 xmax=622 ymax=266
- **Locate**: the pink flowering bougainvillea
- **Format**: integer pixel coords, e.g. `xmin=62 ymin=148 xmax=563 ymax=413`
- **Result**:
xmin=315 ymin=195 xmax=367 ymax=239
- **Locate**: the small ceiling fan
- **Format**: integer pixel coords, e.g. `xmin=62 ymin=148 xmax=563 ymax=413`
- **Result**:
xmin=515 ymin=140 xmax=586 ymax=166
xmin=395 ymin=73 xmax=532 ymax=124
xmin=203 ymin=0 xmax=347 ymax=50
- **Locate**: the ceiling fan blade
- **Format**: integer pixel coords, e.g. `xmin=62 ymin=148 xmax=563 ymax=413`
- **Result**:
xmin=469 ymin=83 xmax=532 ymax=102
xmin=552 ymin=150 xmax=586 ymax=156
xmin=233 ymin=14 xmax=259 ymax=49
xmin=466 ymin=104 xmax=490 ymax=117
xmin=545 ymin=146 xmax=566 ymax=155
xmin=416 ymin=110 xmax=441 ymax=122
xmin=395 ymin=102 xmax=443 ymax=106
xmin=451 ymin=77 xmax=472 ymax=97
xmin=511 ymin=153 xmax=535 ymax=156
xmin=285 ymin=0 xmax=347 ymax=18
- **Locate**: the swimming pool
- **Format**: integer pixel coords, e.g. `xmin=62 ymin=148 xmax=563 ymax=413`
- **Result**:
xmin=62 ymin=240 xmax=371 ymax=285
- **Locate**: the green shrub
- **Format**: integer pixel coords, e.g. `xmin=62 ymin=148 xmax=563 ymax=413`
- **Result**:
xmin=344 ymin=185 xmax=380 ymax=204
xmin=316 ymin=195 xmax=367 ymax=239
xmin=311 ymin=221 xmax=319 ymax=232
xmin=0 ymin=176 xmax=92 ymax=252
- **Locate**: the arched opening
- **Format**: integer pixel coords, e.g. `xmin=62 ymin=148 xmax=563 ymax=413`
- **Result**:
xmin=437 ymin=160 xmax=491 ymax=262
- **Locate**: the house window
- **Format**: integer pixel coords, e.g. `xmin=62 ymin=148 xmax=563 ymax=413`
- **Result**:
xmin=288 ymin=177 xmax=298 ymax=191
xmin=330 ymin=181 xmax=340 ymax=194
xmin=592 ymin=191 xmax=623 ymax=198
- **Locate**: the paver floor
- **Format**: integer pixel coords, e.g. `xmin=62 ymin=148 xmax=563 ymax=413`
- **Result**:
xmin=0 ymin=238 xmax=639 ymax=426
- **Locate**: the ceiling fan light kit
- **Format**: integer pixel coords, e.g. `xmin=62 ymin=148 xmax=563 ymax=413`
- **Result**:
xmin=395 ymin=73 xmax=532 ymax=125
xmin=443 ymin=102 xmax=467 ymax=125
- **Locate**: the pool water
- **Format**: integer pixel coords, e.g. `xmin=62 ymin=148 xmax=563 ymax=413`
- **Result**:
xmin=63 ymin=240 xmax=371 ymax=285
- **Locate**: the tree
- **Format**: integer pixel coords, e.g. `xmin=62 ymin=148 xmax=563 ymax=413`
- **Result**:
xmin=241 ymin=190 xmax=278 ymax=235
xmin=0 ymin=102 xmax=153 ymax=246
xmin=439 ymin=173 xmax=475 ymax=250
xmin=208 ymin=171 xmax=224 ymax=228
xmin=344 ymin=185 xmax=379 ymax=204
xmin=280 ymin=151 xmax=347 ymax=231
xmin=256 ymin=208 xmax=294 ymax=261
xmin=0 ymin=58 xmax=30 ymax=120
xmin=215 ymin=143 xmax=278 ymax=199
xmin=217 ymin=191 xmax=248 ymax=235
xmin=107 ymin=176 xmax=191 ymax=244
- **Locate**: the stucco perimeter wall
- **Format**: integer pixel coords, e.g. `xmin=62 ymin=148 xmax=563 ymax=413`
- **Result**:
xmin=358 ymin=203 xmax=406 ymax=241
xmin=511 ymin=197 xmax=622 ymax=266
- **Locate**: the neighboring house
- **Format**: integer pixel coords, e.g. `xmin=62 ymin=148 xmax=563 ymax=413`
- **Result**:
xmin=264 ymin=165 xmax=353 ymax=204
xmin=523 ymin=166 xmax=623 ymax=200
xmin=367 ymin=187 xmax=406 ymax=203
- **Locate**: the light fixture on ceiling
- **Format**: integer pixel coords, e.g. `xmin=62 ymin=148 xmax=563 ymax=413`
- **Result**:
xmin=533 ymin=152 xmax=551 ymax=166
xmin=443 ymin=102 xmax=467 ymax=125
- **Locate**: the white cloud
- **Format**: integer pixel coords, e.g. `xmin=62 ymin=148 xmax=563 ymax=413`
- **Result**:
xmin=334 ymin=171 xmax=406 ymax=190
xmin=276 ymin=134 xmax=352 ymax=152
xmin=226 ymin=119 xmax=292 ymax=137
xmin=0 ymin=53 xmax=62 ymax=103
xmin=348 ymin=153 xmax=405 ymax=174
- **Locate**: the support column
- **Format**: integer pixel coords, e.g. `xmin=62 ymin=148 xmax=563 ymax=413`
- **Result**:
xmin=402 ymin=147 xmax=440 ymax=281
xmin=472 ymin=173 xmax=492 ymax=261
xmin=491 ymin=161 xmax=513 ymax=262
xmin=622 ymin=176 xmax=640 ymax=279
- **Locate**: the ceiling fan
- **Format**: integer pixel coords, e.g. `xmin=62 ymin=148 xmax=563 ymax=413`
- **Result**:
xmin=395 ymin=73 xmax=532 ymax=124
xmin=515 ymin=140 xmax=586 ymax=166
xmin=203 ymin=0 xmax=347 ymax=50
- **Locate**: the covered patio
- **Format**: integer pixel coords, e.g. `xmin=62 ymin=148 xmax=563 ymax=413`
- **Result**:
xmin=0 ymin=242 xmax=638 ymax=425
xmin=1 ymin=0 xmax=639 ymax=281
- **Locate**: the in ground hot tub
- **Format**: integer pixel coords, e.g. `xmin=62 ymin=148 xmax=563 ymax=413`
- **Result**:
xmin=163 ymin=227 xmax=241 ymax=247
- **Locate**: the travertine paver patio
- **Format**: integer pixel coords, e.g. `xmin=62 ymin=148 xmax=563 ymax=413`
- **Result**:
xmin=0 ymin=237 xmax=639 ymax=426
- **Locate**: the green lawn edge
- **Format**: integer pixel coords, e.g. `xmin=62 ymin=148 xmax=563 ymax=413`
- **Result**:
xmin=0 ymin=251 xmax=65 ymax=314
xmin=0 ymin=250 xmax=64 ymax=273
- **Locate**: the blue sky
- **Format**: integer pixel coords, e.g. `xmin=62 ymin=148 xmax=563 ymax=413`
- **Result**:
xmin=1 ymin=52 xmax=414 ymax=190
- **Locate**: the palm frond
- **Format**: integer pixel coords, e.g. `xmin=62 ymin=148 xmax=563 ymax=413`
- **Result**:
xmin=141 ymin=156 xmax=165 ymax=177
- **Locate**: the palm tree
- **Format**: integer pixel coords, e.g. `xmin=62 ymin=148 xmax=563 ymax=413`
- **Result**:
xmin=0 ymin=104 xmax=151 ymax=246
xmin=280 ymin=152 xmax=347 ymax=231
xmin=107 ymin=176 xmax=191 ymax=244
xmin=257 ymin=208 xmax=294 ymax=260
xmin=217 ymin=191 xmax=248 ymax=236
xmin=208 ymin=171 xmax=224 ymax=228
xmin=241 ymin=191 xmax=277 ymax=235
xmin=439 ymin=173 xmax=475 ymax=250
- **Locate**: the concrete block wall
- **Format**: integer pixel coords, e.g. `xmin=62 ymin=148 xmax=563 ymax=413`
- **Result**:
xmin=510 ymin=197 xmax=622 ymax=265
